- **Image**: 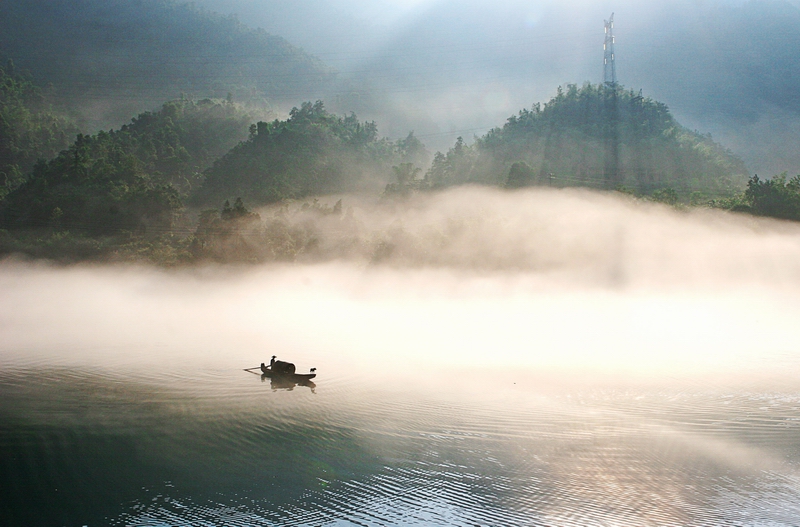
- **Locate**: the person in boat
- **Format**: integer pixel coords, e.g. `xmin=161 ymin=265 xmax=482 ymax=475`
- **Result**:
xmin=265 ymin=355 xmax=295 ymax=375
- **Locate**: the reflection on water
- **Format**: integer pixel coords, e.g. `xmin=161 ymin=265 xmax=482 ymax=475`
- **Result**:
xmin=4 ymin=362 xmax=800 ymax=526
xmin=246 ymin=370 xmax=317 ymax=392
xmin=4 ymin=190 xmax=800 ymax=525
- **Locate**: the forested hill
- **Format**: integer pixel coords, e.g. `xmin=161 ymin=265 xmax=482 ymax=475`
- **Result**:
xmin=0 ymin=98 xmax=253 ymax=236
xmin=0 ymin=60 xmax=79 ymax=195
xmin=0 ymin=0 xmax=335 ymax=131
xmin=195 ymin=101 xmax=428 ymax=206
xmin=423 ymin=84 xmax=748 ymax=198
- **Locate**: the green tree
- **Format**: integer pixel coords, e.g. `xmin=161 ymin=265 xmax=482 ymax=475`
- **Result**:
xmin=424 ymin=136 xmax=480 ymax=188
xmin=384 ymin=163 xmax=424 ymax=196
xmin=650 ymin=187 xmax=680 ymax=206
xmin=195 ymin=101 xmax=417 ymax=206
xmin=506 ymin=162 xmax=536 ymax=188
xmin=0 ymin=97 xmax=254 ymax=235
xmin=395 ymin=132 xmax=430 ymax=168
xmin=744 ymin=174 xmax=800 ymax=220
xmin=0 ymin=59 xmax=78 ymax=197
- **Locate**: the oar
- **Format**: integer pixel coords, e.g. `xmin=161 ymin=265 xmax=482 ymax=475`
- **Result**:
xmin=244 ymin=366 xmax=262 ymax=372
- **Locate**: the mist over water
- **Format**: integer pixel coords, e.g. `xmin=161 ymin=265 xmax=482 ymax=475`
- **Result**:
xmin=4 ymin=188 xmax=800 ymax=525
xmin=5 ymin=187 xmax=800 ymax=375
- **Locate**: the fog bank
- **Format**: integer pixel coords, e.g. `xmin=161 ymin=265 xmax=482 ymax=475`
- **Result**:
xmin=2 ymin=187 xmax=800 ymax=381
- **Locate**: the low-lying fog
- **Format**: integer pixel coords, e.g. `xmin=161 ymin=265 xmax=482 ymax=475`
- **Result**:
xmin=3 ymin=187 xmax=800 ymax=384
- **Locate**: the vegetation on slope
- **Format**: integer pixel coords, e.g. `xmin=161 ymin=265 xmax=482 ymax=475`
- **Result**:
xmin=421 ymin=84 xmax=748 ymax=199
xmin=714 ymin=174 xmax=800 ymax=222
xmin=0 ymin=60 xmax=79 ymax=197
xmin=6 ymin=77 xmax=800 ymax=266
xmin=0 ymin=97 xmax=253 ymax=238
xmin=195 ymin=101 xmax=427 ymax=206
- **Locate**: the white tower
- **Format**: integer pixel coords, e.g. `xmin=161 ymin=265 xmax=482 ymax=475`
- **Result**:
xmin=603 ymin=13 xmax=617 ymax=86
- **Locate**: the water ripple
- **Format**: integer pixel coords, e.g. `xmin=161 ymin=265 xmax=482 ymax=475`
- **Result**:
xmin=5 ymin=367 xmax=800 ymax=526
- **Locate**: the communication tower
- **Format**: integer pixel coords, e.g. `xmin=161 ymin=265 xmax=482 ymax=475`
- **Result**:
xmin=603 ymin=13 xmax=620 ymax=188
xmin=603 ymin=13 xmax=617 ymax=86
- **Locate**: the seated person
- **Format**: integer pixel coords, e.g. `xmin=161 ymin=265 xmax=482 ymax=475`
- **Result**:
xmin=268 ymin=355 xmax=296 ymax=374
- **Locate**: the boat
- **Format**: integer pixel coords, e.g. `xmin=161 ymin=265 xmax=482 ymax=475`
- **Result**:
xmin=260 ymin=363 xmax=317 ymax=382
xmin=244 ymin=357 xmax=317 ymax=390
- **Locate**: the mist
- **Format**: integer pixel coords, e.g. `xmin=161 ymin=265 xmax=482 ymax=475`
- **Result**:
xmin=4 ymin=187 xmax=800 ymax=382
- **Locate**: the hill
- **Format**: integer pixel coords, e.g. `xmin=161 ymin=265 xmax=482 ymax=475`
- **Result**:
xmin=0 ymin=60 xmax=79 ymax=197
xmin=0 ymin=97 xmax=253 ymax=237
xmin=0 ymin=0 xmax=336 ymax=131
xmin=423 ymin=84 xmax=748 ymax=198
xmin=0 ymin=85 xmax=759 ymax=264
xmin=194 ymin=101 xmax=427 ymax=206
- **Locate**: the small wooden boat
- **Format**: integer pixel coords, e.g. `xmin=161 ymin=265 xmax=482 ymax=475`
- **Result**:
xmin=259 ymin=357 xmax=316 ymax=382
xmin=260 ymin=363 xmax=317 ymax=382
xmin=245 ymin=357 xmax=316 ymax=390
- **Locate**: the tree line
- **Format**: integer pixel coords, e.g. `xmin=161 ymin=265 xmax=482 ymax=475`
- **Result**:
xmin=2 ymin=70 xmax=798 ymax=264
